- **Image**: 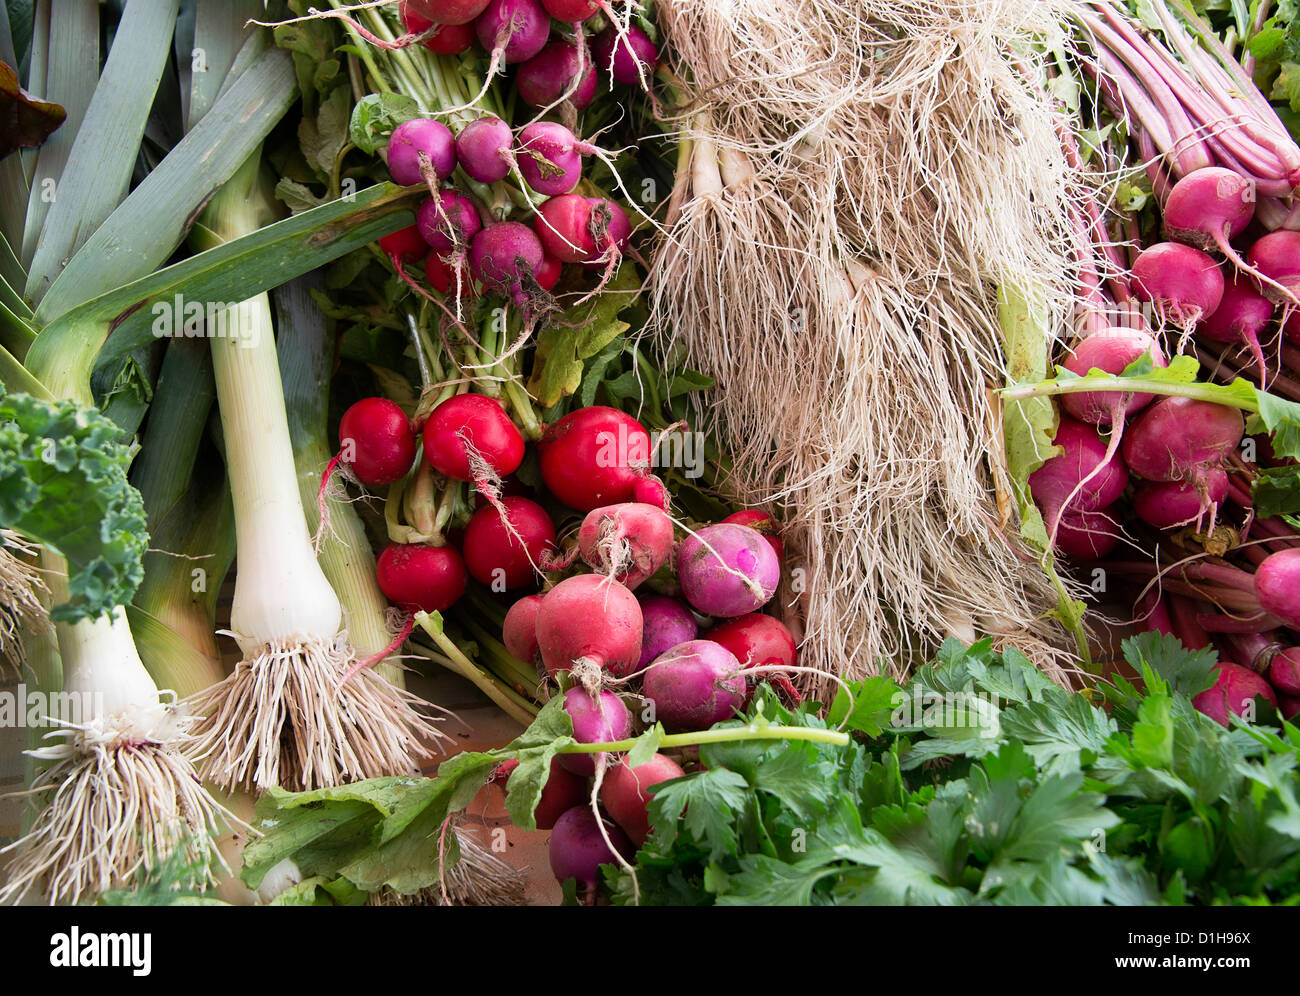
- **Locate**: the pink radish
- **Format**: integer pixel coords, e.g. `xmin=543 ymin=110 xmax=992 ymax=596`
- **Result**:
xmin=1132 ymin=467 xmax=1228 ymax=532
xmin=416 ymin=190 xmax=482 ymax=253
xmin=473 ymin=0 xmax=549 ymax=63
xmin=1054 ymin=509 xmax=1121 ymax=561
xmin=516 ymin=122 xmax=584 ymax=196
xmin=533 ymin=194 xmax=631 ymax=265
xmin=1028 ymin=416 xmax=1128 ymax=542
xmin=503 ymin=593 xmax=543 ymax=667
xmin=548 ymin=806 xmax=633 ymax=887
xmin=462 ymin=496 xmax=555 ymax=589
xmin=1132 ymin=241 xmax=1225 ymax=333
xmin=516 ymin=41 xmax=597 ymax=110
xmin=1255 ymin=549 xmax=1300 ymax=629
xmin=455 ymin=116 xmax=514 ymax=184
xmin=468 ymin=221 xmax=545 ymax=305
xmin=592 ymin=24 xmax=658 ymax=87
xmin=637 ymin=595 xmax=698 ymax=669
xmin=1121 ymin=397 xmax=1243 ymax=484
xmin=643 ymin=639 xmax=747 ymax=730
xmin=538 ymin=406 xmax=652 ymax=512
xmin=1060 ymin=328 xmax=1167 ymax=425
xmin=578 ymin=502 xmax=674 ymax=591
xmin=535 ymin=573 xmax=643 ymax=680
xmin=377 ymin=224 xmax=428 ymax=264
xmin=1192 ymin=662 xmax=1277 ymax=726
xmin=707 ymin=612 xmax=800 ymax=704
xmin=678 ymin=523 xmax=780 ymax=618
xmin=1199 ymin=272 xmax=1277 ymax=380
xmin=631 ymin=475 xmax=670 ymax=511
xmin=600 ymin=753 xmax=685 ymax=846
xmin=386 ymin=118 xmax=457 ymax=187
xmin=1245 ymin=231 xmax=1300 ymax=305
xmin=336 ymin=397 xmax=416 ymax=487
xmin=558 ymin=687 xmax=632 ymax=776
xmin=376 ymin=542 xmax=468 ymax=612
xmin=1269 ymin=648 xmax=1300 ymax=696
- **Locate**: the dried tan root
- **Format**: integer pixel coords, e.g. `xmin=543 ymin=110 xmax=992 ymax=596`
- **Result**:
xmin=368 ymin=824 xmax=527 ymax=906
xmin=0 ymin=530 xmax=50 ymax=671
xmin=0 ymin=715 xmax=233 ymax=906
xmin=185 ymin=632 xmax=445 ymax=793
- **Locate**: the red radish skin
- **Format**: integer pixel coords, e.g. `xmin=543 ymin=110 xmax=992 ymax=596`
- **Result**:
xmin=425 ymin=252 xmax=471 ymax=297
xmin=632 ymin=475 xmax=669 ymax=510
xmin=534 ymin=194 xmax=596 ymax=263
xmin=578 ymin=200 xmax=632 ymax=269
xmin=1192 ymin=662 xmax=1277 ymax=726
xmin=548 ymin=806 xmax=633 ymax=887
xmin=516 ymin=122 xmax=583 ymax=197
xmin=539 ymin=0 xmax=600 ymax=20
xmin=502 ymin=593 xmax=543 ymax=666
xmin=422 ymin=393 xmax=525 ymax=483
xmin=516 ymin=41 xmax=597 ymax=110
xmin=643 ymin=639 xmax=747 ymax=730
xmin=721 ymin=510 xmax=784 ymax=562
xmin=376 ymin=542 xmax=468 ymax=612
xmin=1060 ymin=328 xmax=1167 ymax=424
xmin=1132 ymin=241 xmax=1225 ymax=331
xmin=538 ymin=406 xmax=652 ymax=511
xmin=1200 ymin=273 xmax=1277 ymax=379
xmin=1162 ymin=167 xmax=1255 ymax=248
xmin=1135 ymin=590 xmax=1175 ymax=636
xmin=1054 ymin=509 xmax=1121 ymax=561
xmin=1280 ymin=694 xmax=1300 ymax=721
xmin=1028 ymin=417 xmax=1128 ymax=541
xmin=378 ymin=224 xmax=428 ymax=263
xmin=386 ymin=118 xmax=457 ymax=187
xmin=1121 ymin=397 xmax=1244 ymax=483
xmin=678 ymin=523 xmax=781 ymax=618
xmin=400 ymin=3 xmax=476 ymax=50
xmin=1255 ymin=549 xmax=1300 ymax=629
xmin=416 ymin=190 xmax=482 ymax=253
xmin=600 ymin=753 xmax=685 ymax=846
xmin=1287 ymin=309 xmax=1300 ymax=347
xmin=534 ymin=255 xmax=562 ymax=291
xmin=337 ymin=398 xmax=416 ymax=487
xmin=578 ymin=502 xmax=674 ymax=591
xmin=407 ymin=0 xmax=492 ymax=25
xmin=1246 ymin=231 xmax=1300 ymax=304
xmin=1270 ymin=648 xmax=1300 ymax=696
xmin=455 ymin=116 xmax=514 ymax=184
xmin=558 ymin=687 xmax=632 ymax=776
xmin=468 ymin=222 xmax=545 ymax=304
xmin=1132 ymin=467 xmax=1228 ymax=531
xmin=473 ymin=0 xmax=549 ymax=63
xmin=706 ymin=613 xmax=797 ymax=671
xmin=592 ymin=24 xmax=658 ymax=87
xmin=637 ymin=595 xmax=698 ymax=669
xmin=462 ymin=496 xmax=555 ymax=589
xmin=535 ymin=573 xmax=643 ymax=679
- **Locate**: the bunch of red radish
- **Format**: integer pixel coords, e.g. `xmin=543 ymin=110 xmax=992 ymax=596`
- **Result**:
xmin=1028 ymin=162 xmax=1300 ymax=728
xmin=373 ymin=0 xmax=655 ymax=310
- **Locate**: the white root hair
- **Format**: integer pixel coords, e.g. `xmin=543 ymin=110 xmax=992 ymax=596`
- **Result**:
xmin=0 ymin=530 xmax=50 ymax=671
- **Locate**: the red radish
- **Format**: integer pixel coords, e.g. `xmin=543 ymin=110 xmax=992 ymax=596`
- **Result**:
xmin=706 ymin=613 xmax=797 ymax=671
xmin=1255 ymin=549 xmax=1300 ymax=629
xmin=474 ymin=0 xmax=549 ymax=64
xmin=468 ymin=222 xmax=545 ymax=304
xmin=336 ymin=398 xmax=416 ymax=487
xmin=377 ymin=224 xmax=428 ymax=263
xmin=1059 ymin=328 xmax=1167 ymax=425
xmin=1132 ymin=241 xmax=1225 ymax=332
xmin=416 ymin=190 xmax=482 ymax=252
xmin=721 ymin=509 xmax=784 ymax=562
xmin=600 ymin=753 xmax=685 ymax=846
xmin=1054 ymin=509 xmax=1121 ymax=560
xmin=535 ymin=573 xmax=643 ymax=680
xmin=1269 ymin=648 xmax=1300 ymax=696
xmin=538 ymin=406 xmax=652 ymax=511
xmin=678 ymin=523 xmax=781 ymax=618
xmin=539 ymin=0 xmax=601 ymax=20
xmin=631 ymin=475 xmax=669 ymax=510
xmin=526 ymin=759 xmax=589 ymax=830
xmin=502 ymin=593 xmax=543 ymax=666
xmin=1135 ymin=589 xmax=1175 ymax=636
xmin=534 ymin=193 xmax=606 ymax=263
xmin=548 ymin=806 xmax=633 ymax=887
xmin=1121 ymin=397 xmax=1243 ymax=484
xmin=577 ymin=199 xmax=632 ymax=271
xmin=516 ymin=41 xmax=597 ymax=111
xmin=1132 ymin=467 xmax=1228 ymax=532
xmin=462 ymin=496 xmax=555 ymax=589
xmin=637 ymin=595 xmax=698 ymax=669
xmin=534 ymin=255 xmax=562 ymax=291
xmin=386 ymin=118 xmax=457 ymax=187
xmin=1280 ymin=694 xmax=1300 ymax=721
xmin=490 ymin=756 xmax=518 ymax=785
xmin=400 ymin=3 xmax=476 ymax=50
xmin=643 ymin=639 xmax=747 ymax=730
xmin=558 ymin=686 xmax=632 ymax=775
xmin=455 ymin=116 xmax=514 ymax=184
xmin=422 ymin=393 xmax=525 ymax=485
xmin=406 ymin=0 xmax=492 ymax=25
xmin=1245 ymin=231 xmax=1300 ymax=305
xmin=516 ymin=122 xmax=584 ymax=197
xmin=376 ymin=542 xmax=468 ymax=612
xmin=578 ymin=502 xmax=674 ymax=591
xmin=1192 ymin=662 xmax=1277 ymax=726
xmin=1199 ymin=273 xmax=1277 ymax=379
xmin=592 ymin=24 xmax=658 ymax=87
xmin=1028 ymin=416 xmax=1128 ymax=541
xmin=424 ymin=251 xmax=471 ymax=297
